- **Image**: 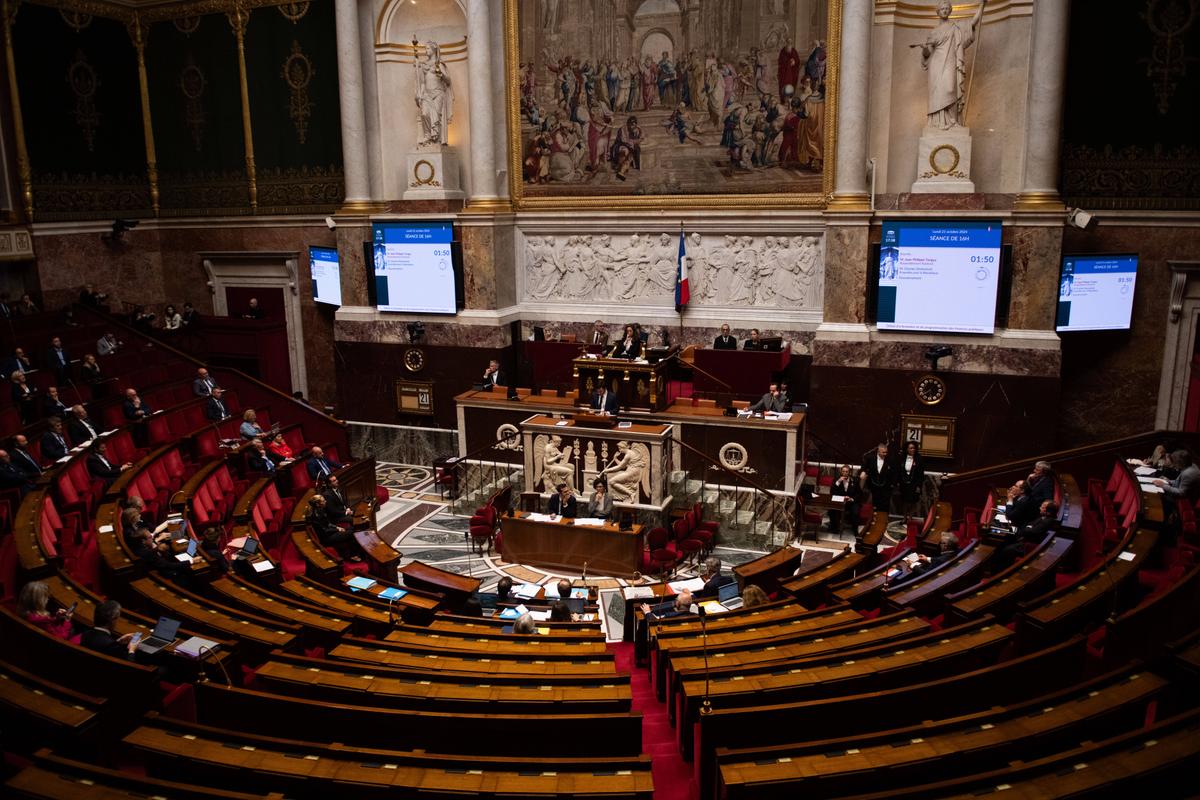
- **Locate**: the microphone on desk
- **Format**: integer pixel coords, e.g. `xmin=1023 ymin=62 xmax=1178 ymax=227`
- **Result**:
xmin=581 ymin=560 xmax=588 ymax=586
xmin=698 ymin=605 xmax=712 ymax=717
xmin=197 ymin=645 xmax=232 ymax=686
xmin=387 ymin=595 xmax=399 ymax=626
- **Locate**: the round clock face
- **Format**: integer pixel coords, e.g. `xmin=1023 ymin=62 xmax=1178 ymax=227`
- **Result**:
xmin=403 ymin=348 xmax=426 ymax=373
xmin=915 ymin=374 xmax=947 ymax=405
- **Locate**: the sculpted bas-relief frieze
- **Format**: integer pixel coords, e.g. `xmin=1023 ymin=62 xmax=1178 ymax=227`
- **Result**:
xmin=522 ymin=231 xmax=823 ymax=308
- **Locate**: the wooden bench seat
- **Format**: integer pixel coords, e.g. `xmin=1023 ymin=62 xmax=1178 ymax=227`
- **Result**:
xmin=828 ymin=547 xmax=912 ymax=608
xmin=944 ymin=532 xmax=1072 ymax=624
xmin=123 ymin=715 xmax=653 ymax=799
xmin=329 ymin=639 xmax=617 ymax=674
xmin=382 ymin=626 xmax=610 ymax=656
xmin=779 ymin=548 xmax=866 ymax=605
xmin=274 ymin=576 xmax=393 ymax=634
xmin=204 ymin=575 xmax=352 ymax=647
xmin=732 ymin=544 xmax=806 ymax=595
xmin=882 ymin=540 xmax=996 ymax=616
xmin=289 ymin=527 xmax=340 ymax=584
xmin=715 ymin=666 xmax=1167 ymax=800
xmin=0 ymin=659 xmax=105 ymax=757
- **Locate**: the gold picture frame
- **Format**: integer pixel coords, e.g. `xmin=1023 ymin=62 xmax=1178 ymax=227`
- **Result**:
xmin=900 ymin=413 xmax=956 ymax=459
xmin=503 ymin=0 xmax=841 ymax=210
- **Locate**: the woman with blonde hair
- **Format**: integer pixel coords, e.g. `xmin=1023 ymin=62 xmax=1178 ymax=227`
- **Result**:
xmin=741 ymin=584 xmax=770 ymax=608
xmin=17 ymin=581 xmax=74 ymax=639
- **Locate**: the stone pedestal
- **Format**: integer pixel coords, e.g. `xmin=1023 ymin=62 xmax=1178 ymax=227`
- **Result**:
xmin=403 ymin=148 xmax=464 ymax=201
xmin=911 ymin=126 xmax=975 ymax=193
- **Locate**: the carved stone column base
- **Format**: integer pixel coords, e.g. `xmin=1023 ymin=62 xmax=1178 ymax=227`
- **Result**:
xmin=461 ymin=197 xmax=513 ymax=214
xmin=826 ymin=193 xmax=872 ymax=212
xmin=403 ymin=148 xmax=464 ymax=201
xmin=1013 ymin=190 xmax=1065 ymax=213
xmin=337 ymin=200 xmax=389 ymax=216
xmin=911 ymin=127 xmax=975 ymax=194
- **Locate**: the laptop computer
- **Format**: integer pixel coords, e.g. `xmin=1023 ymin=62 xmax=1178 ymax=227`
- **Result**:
xmin=566 ymin=597 xmax=585 ymax=615
xmin=718 ymin=581 xmax=743 ymax=610
xmin=238 ymin=537 xmax=259 ymax=558
xmin=137 ymin=616 xmax=182 ymax=655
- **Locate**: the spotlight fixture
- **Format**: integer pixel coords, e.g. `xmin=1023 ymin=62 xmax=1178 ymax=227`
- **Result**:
xmin=102 ymin=218 xmax=139 ymax=245
xmin=1066 ymin=207 xmax=1097 ymax=231
xmin=924 ymin=345 xmax=952 ymax=372
xmin=406 ymin=321 xmax=426 ymax=344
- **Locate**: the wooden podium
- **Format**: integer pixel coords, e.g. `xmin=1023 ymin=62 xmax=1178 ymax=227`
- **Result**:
xmin=573 ymin=357 xmax=669 ymax=412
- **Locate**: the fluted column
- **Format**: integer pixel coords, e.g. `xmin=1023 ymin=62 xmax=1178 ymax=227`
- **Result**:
xmin=465 ymin=0 xmax=502 ymax=208
xmin=827 ymin=0 xmax=872 ymax=210
xmin=334 ymin=0 xmax=371 ymax=210
xmin=1014 ymin=0 xmax=1071 ymax=212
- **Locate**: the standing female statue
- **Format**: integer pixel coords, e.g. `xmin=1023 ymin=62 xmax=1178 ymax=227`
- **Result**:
xmin=917 ymin=0 xmax=986 ymax=130
xmin=415 ymin=40 xmax=453 ymax=146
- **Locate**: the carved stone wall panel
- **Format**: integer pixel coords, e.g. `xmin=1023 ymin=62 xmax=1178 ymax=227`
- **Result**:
xmin=518 ymin=230 xmax=824 ymax=312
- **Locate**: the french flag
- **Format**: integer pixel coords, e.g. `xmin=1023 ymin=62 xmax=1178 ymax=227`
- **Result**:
xmin=675 ymin=229 xmax=690 ymax=313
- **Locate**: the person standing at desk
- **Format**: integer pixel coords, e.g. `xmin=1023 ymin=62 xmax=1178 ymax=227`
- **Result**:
xmin=609 ymin=325 xmax=642 ymax=359
xmin=713 ymin=324 xmax=737 ymax=349
xmin=829 ymin=464 xmax=862 ymax=533
xmin=749 ymin=383 xmax=786 ymax=413
xmin=743 ymin=328 xmax=764 ymax=350
xmin=590 ymin=320 xmax=610 ymax=347
xmin=587 ymin=478 xmax=613 ymax=519
xmin=860 ymin=442 xmax=896 ymax=513
xmin=591 ymin=385 xmax=619 ymax=415
xmin=547 ymin=482 xmax=578 ymax=517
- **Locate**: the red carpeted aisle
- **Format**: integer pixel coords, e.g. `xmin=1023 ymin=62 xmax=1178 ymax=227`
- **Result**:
xmin=611 ymin=641 xmax=695 ymax=800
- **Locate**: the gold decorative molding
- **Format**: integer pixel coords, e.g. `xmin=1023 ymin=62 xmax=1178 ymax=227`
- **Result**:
xmin=825 ymin=192 xmax=871 ymax=212
xmin=874 ymin=0 xmax=1032 ymax=28
xmin=1012 ymin=190 xmax=1064 ymax=213
xmin=227 ymin=0 xmax=257 ymax=211
xmin=282 ymin=39 xmax=315 ymax=144
xmin=128 ymin=11 xmax=159 ymax=215
xmin=336 ymin=199 xmax=388 ymax=215
xmin=22 ymin=0 xmax=321 ymax=25
xmin=2 ymin=0 xmax=32 ymax=221
xmin=374 ymin=37 xmax=469 ymax=65
xmin=462 ymin=197 xmax=514 ymax=214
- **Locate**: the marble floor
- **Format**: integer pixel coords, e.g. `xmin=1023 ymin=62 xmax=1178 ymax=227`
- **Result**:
xmin=374 ymin=461 xmax=853 ymax=640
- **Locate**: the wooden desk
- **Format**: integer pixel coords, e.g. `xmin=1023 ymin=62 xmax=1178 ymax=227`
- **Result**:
xmin=398 ymin=560 xmax=481 ymax=602
xmin=573 ymin=356 xmax=670 ymax=411
xmin=353 ymin=528 xmax=400 ymax=580
xmin=501 ymin=512 xmax=645 ymax=578
xmin=693 ymin=346 xmax=792 ymax=400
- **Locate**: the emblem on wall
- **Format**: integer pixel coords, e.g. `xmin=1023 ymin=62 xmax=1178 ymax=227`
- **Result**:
xmin=716 ymin=442 xmax=756 ymax=475
xmin=494 ymin=423 xmax=522 ymax=451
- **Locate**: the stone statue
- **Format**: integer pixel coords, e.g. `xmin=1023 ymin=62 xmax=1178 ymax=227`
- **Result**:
xmin=918 ymin=0 xmax=986 ymax=130
xmin=541 ymin=434 xmax=574 ymax=492
xmin=415 ymin=40 xmax=453 ymax=146
xmin=602 ymin=441 xmax=648 ymax=504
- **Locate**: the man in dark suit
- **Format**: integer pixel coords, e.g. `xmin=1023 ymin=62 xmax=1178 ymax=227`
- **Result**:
xmin=0 ymin=449 xmax=35 ymax=495
xmin=320 ymin=475 xmax=353 ymax=524
xmin=242 ymin=298 xmax=265 ymax=320
xmin=639 ymin=589 xmax=694 ymax=620
xmin=193 ymin=367 xmax=219 ymax=397
xmin=247 ymin=440 xmax=277 ymax=475
xmin=589 ymin=320 xmax=610 ymax=347
xmin=892 ymin=532 xmax=960 ymax=584
xmin=204 ymin=387 xmax=231 ymax=421
xmin=860 ymin=442 xmax=896 ymax=512
xmin=87 ymin=441 xmax=128 ymax=487
xmin=306 ymin=446 xmax=343 ymax=482
xmin=590 ymin=385 xmax=620 ymax=415
xmin=181 ymin=303 xmax=199 ymax=327
xmin=43 ymin=386 xmax=70 ymax=419
xmin=67 ymin=405 xmax=100 ymax=444
xmin=122 ymin=388 xmax=152 ymax=421
xmin=547 ymin=483 xmax=577 ymax=517
xmin=2 ymin=347 xmax=33 ymax=379
xmin=696 ymin=557 xmax=735 ymax=599
xmin=749 ymin=383 xmax=787 ymax=413
xmin=80 ymin=601 xmax=138 ymax=660
xmin=829 ymin=464 xmax=863 ymax=533
xmin=9 ymin=435 xmax=43 ymax=480
xmin=40 ymin=418 xmax=69 ymax=462
xmin=713 ymin=324 xmax=737 ymax=350
xmin=482 ymin=359 xmax=506 ymax=389
xmin=44 ymin=336 xmax=70 ymax=382
xmin=1025 ymin=460 xmax=1057 ymax=506
xmin=743 ymin=328 xmax=765 ymax=351
xmin=994 ymin=501 xmax=1059 ymax=570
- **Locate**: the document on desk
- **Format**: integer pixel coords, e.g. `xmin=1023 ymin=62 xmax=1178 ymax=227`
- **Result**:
xmin=1133 ymin=466 xmax=1157 ymax=476
xmin=378 ymin=587 xmax=407 ymax=601
xmin=1141 ymin=484 xmax=1164 ymax=494
xmin=175 ymin=637 xmax=220 ymax=659
xmin=498 ymin=607 xmax=519 ymax=619
xmin=700 ymin=601 xmax=726 ymax=615
xmin=763 ymin=412 xmax=793 ymax=421
xmin=668 ymin=577 xmax=705 ymax=593
xmin=525 ymin=513 xmax=556 ymax=523
xmin=623 ymin=586 xmax=655 ymax=600
xmin=528 ymin=609 xmax=551 ymax=622
xmin=573 ymin=517 xmax=608 ymax=528
xmin=514 ymin=583 xmax=542 ymax=600
xmin=347 ymin=576 xmax=377 ymax=590
xmin=251 ymin=560 xmax=275 ymax=573
xmin=993 ymin=512 xmax=1009 ymax=524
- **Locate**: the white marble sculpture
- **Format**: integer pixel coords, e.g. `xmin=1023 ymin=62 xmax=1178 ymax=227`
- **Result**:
xmin=415 ymin=41 xmax=453 ymax=147
xmin=537 ymin=434 xmax=574 ymax=492
xmin=522 ymin=231 xmax=822 ymax=309
xmin=601 ymin=441 xmax=650 ymax=504
xmin=919 ymin=0 xmax=986 ymax=131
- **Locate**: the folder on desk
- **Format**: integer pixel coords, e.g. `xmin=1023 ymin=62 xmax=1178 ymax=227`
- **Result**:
xmin=668 ymin=577 xmax=705 ymax=593
xmin=623 ymin=586 xmax=655 ymax=600
xmin=175 ymin=636 xmax=220 ymax=659
xmin=251 ymin=560 xmax=275 ymax=573
xmin=570 ymin=587 xmax=589 ymax=599
xmin=513 ymin=583 xmax=542 ymax=599
xmin=378 ymin=587 xmax=407 ymax=601
xmin=498 ymin=607 xmax=520 ymax=619
xmin=347 ymin=576 xmax=377 ymax=590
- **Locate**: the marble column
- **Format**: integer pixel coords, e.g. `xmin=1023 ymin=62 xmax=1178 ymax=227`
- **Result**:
xmin=465 ymin=0 xmax=502 ymax=208
xmin=828 ymin=0 xmax=871 ymax=210
xmin=1013 ymin=0 xmax=1070 ymax=212
xmin=334 ymin=0 xmax=371 ymax=210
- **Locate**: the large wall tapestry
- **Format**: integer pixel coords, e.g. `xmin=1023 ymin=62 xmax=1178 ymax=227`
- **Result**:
xmin=521 ymin=230 xmax=823 ymax=310
xmin=507 ymin=0 xmax=836 ymax=207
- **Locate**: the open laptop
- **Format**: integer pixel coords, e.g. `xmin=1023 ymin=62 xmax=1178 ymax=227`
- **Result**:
xmin=237 ymin=537 xmax=260 ymax=559
xmin=718 ymin=581 xmax=743 ymax=611
xmin=137 ymin=616 xmax=182 ymax=655
xmin=175 ymin=539 xmax=199 ymax=563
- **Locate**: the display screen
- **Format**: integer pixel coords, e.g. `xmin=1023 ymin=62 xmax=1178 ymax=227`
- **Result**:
xmin=876 ymin=220 xmax=1003 ymax=334
xmin=371 ymin=221 xmax=456 ymax=314
xmin=1055 ymin=254 xmax=1138 ymax=332
xmin=308 ymin=246 xmax=342 ymax=307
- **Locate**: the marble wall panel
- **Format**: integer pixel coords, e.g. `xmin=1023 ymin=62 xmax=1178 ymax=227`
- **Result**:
xmin=348 ymin=421 xmax=458 ymax=467
xmin=335 ymin=221 xmax=372 ymax=308
xmin=812 ymin=336 xmax=1059 ymax=377
xmin=1007 ymin=223 xmax=1063 ymax=332
xmin=32 ymin=228 xmax=168 ymax=311
xmin=461 ymin=225 xmax=497 ymax=310
xmin=822 ymin=223 xmax=869 ymax=324
xmin=335 ymin=318 xmax=513 ymax=348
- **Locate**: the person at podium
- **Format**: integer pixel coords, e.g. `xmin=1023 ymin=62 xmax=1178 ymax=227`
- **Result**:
xmin=749 ymin=383 xmax=787 ymax=413
xmin=547 ymin=482 xmax=578 ymax=517
xmin=482 ymin=359 xmax=506 ymax=389
xmin=713 ymin=323 xmax=737 ymax=349
xmin=590 ymin=385 xmax=619 ymax=415
xmin=587 ymin=478 xmax=613 ymax=519
xmin=609 ymin=325 xmax=642 ymax=359
xmin=589 ymin=320 xmax=610 ymax=347
xmin=743 ymin=328 xmax=765 ymax=351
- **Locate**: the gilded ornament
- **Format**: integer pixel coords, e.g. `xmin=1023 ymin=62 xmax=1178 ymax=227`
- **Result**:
xmin=66 ymin=50 xmax=101 ymax=152
xmin=180 ymin=56 xmax=208 ymax=152
xmin=278 ymin=1 xmax=309 ymax=23
xmin=173 ymin=16 xmax=201 ymax=35
xmin=58 ymin=8 xmax=92 ymax=31
xmin=282 ymin=40 xmax=315 ymax=144
xmin=410 ymin=159 xmax=440 ymax=187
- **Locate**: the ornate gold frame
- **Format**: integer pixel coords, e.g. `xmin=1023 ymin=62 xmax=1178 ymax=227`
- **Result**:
xmin=503 ymin=0 xmax=841 ymax=210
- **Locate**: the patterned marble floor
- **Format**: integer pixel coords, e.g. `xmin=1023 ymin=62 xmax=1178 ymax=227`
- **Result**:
xmin=374 ymin=461 xmax=850 ymax=640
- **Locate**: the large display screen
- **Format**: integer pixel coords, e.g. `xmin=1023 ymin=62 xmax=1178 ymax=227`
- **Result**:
xmin=1056 ymin=254 xmax=1138 ymax=332
xmin=308 ymin=246 xmax=342 ymax=307
xmin=371 ymin=221 xmax=456 ymax=314
xmin=876 ymin=220 xmax=1003 ymax=334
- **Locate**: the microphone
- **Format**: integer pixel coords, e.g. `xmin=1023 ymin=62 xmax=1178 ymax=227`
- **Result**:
xmin=196 ymin=645 xmax=232 ymax=685
xmin=581 ymin=560 xmax=588 ymax=586
xmin=387 ymin=595 xmax=399 ymax=626
xmin=697 ymin=605 xmax=712 ymax=717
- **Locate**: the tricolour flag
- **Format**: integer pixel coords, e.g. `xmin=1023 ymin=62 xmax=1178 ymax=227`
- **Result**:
xmin=675 ymin=229 xmax=690 ymax=313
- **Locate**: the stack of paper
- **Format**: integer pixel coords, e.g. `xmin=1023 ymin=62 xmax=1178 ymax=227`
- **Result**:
xmin=175 ymin=637 xmax=220 ymax=659
xmin=668 ymin=577 xmax=705 ymax=593
xmin=378 ymin=587 xmax=407 ymax=601
xmin=528 ymin=609 xmax=551 ymax=621
xmin=624 ymin=586 xmax=655 ymax=600
xmin=573 ymin=517 xmax=607 ymax=527
xmin=251 ymin=560 xmax=275 ymax=573
xmin=1134 ymin=465 xmax=1157 ymax=476
xmin=347 ymin=576 xmax=377 ymax=590
xmin=700 ymin=601 xmax=726 ymax=614
xmin=513 ymin=583 xmax=542 ymax=600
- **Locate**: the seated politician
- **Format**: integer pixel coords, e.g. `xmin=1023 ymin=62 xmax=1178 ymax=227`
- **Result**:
xmin=696 ymin=557 xmax=735 ymax=599
xmin=547 ymin=482 xmax=577 ymax=517
xmin=609 ymin=325 xmax=642 ymax=360
xmin=587 ymin=478 xmax=613 ymax=519
xmin=743 ymin=328 xmax=765 ymax=351
xmin=748 ymin=383 xmax=787 ymax=414
xmin=590 ymin=385 xmax=619 ymax=416
xmin=481 ymin=359 xmax=506 ymax=389
xmin=639 ymin=589 xmax=694 ymax=620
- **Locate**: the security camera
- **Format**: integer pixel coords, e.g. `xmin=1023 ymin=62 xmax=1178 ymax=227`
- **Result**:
xmin=1066 ymin=207 xmax=1097 ymax=231
xmin=925 ymin=345 xmax=952 ymax=371
xmin=324 ymin=216 xmax=336 ymax=230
